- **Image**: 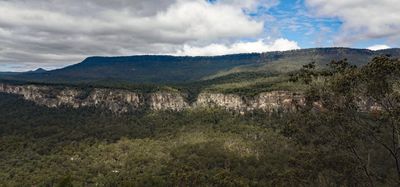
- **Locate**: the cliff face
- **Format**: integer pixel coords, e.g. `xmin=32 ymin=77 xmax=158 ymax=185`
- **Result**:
xmin=0 ymin=83 xmax=306 ymax=113
xmin=0 ymin=84 xmax=144 ymax=113
xmin=149 ymin=92 xmax=189 ymax=111
xmin=195 ymin=92 xmax=305 ymax=114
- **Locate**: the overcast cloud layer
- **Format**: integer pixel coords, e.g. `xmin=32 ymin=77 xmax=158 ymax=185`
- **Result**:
xmin=1 ymin=0 xmax=281 ymax=71
xmin=0 ymin=0 xmax=399 ymax=71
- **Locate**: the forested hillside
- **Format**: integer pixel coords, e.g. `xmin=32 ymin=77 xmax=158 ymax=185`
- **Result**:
xmin=1 ymin=55 xmax=400 ymax=186
xmin=2 ymin=48 xmax=399 ymax=84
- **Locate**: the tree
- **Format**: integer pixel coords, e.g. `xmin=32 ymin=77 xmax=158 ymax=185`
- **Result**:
xmin=285 ymin=56 xmax=400 ymax=186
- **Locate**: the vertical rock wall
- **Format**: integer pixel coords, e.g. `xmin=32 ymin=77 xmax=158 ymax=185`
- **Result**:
xmin=0 ymin=83 xmax=306 ymax=113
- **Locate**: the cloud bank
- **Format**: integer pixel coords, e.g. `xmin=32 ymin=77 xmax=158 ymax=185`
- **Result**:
xmin=367 ymin=44 xmax=391 ymax=51
xmin=1 ymin=0 xmax=291 ymax=71
xmin=306 ymin=0 xmax=400 ymax=45
xmin=3 ymin=0 xmax=398 ymax=71
xmin=176 ymin=38 xmax=300 ymax=56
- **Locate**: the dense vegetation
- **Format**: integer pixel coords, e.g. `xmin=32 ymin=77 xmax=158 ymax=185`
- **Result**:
xmin=0 ymin=93 xmax=295 ymax=186
xmin=0 ymin=55 xmax=399 ymax=186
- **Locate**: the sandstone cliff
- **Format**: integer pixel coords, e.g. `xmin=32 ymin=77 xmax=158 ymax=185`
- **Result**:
xmin=0 ymin=83 xmax=305 ymax=113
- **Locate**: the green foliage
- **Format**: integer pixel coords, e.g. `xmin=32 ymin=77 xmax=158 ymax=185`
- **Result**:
xmin=176 ymin=72 xmax=308 ymax=98
xmin=1 ymin=55 xmax=400 ymax=186
xmin=284 ymin=55 xmax=400 ymax=186
xmin=0 ymin=93 xmax=299 ymax=186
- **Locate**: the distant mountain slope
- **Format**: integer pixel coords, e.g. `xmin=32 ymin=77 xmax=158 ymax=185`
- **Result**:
xmin=0 ymin=72 xmax=20 ymax=76
xmin=5 ymin=48 xmax=400 ymax=84
xmin=0 ymin=68 xmax=46 ymax=79
xmin=207 ymin=48 xmax=400 ymax=78
xmin=28 ymin=68 xmax=47 ymax=74
xmin=12 ymin=54 xmax=262 ymax=83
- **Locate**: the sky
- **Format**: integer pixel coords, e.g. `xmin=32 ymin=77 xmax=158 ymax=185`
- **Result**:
xmin=0 ymin=0 xmax=399 ymax=71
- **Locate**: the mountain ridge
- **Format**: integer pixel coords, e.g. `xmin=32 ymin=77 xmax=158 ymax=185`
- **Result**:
xmin=2 ymin=47 xmax=400 ymax=84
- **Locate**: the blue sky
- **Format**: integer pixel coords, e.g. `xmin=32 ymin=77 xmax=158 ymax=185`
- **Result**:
xmin=247 ymin=0 xmax=397 ymax=49
xmin=0 ymin=0 xmax=399 ymax=71
xmin=261 ymin=0 xmax=342 ymax=48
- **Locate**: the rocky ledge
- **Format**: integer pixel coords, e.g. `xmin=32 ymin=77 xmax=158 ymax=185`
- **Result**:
xmin=0 ymin=83 xmax=306 ymax=113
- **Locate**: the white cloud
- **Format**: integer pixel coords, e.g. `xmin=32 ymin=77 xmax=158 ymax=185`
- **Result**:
xmin=153 ymin=1 xmax=263 ymax=42
xmin=306 ymin=0 xmax=400 ymax=44
xmin=0 ymin=0 xmax=270 ymax=71
xmin=0 ymin=0 xmax=263 ymax=42
xmin=175 ymin=38 xmax=300 ymax=56
xmin=367 ymin=44 xmax=391 ymax=51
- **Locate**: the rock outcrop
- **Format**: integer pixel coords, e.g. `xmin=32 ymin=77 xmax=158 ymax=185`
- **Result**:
xmin=195 ymin=92 xmax=305 ymax=114
xmin=0 ymin=83 xmax=305 ymax=113
xmin=149 ymin=92 xmax=189 ymax=111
